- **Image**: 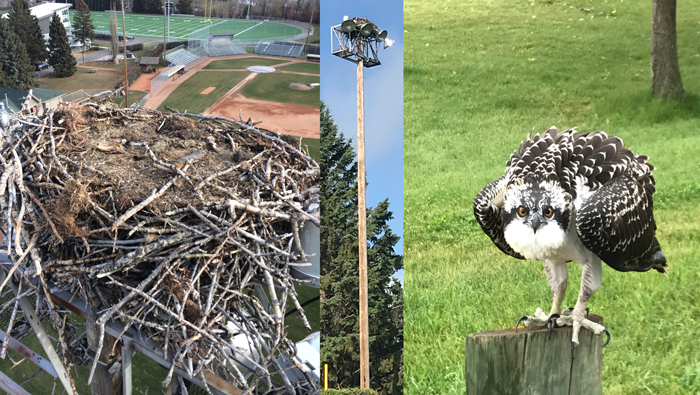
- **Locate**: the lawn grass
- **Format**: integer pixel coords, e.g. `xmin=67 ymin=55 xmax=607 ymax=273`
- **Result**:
xmin=203 ymin=57 xmax=288 ymax=70
xmin=37 ymin=67 xmax=125 ymax=92
xmin=240 ymin=73 xmax=319 ymax=108
xmin=157 ymin=71 xmax=248 ymax=114
xmin=276 ymin=62 xmax=320 ymax=74
xmin=403 ymin=0 xmax=700 ymax=394
xmin=82 ymin=58 xmax=138 ymax=70
xmin=111 ymin=90 xmax=147 ymax=107
xmin=300 ymin=137 xmax=320 ymax=162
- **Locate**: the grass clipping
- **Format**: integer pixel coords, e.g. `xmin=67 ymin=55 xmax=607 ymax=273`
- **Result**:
xmin=0 ymin=102 xmax=319 ymax=394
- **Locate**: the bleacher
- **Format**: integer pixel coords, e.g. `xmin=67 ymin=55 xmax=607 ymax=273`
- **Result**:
xmin=166 ymin=49 xmax=200 ymax=66
xmin=254 ymin=41 xmax=304 ymax=58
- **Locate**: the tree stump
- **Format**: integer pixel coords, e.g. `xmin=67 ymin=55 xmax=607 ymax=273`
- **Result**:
xmin=465 ymin=315 xmax=604 ymax=395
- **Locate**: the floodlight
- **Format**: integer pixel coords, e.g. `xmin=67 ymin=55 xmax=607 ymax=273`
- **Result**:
xmin=341 ymin=19 xmax=356 ymax=33
xmin=376 ymin=30 xmax=388 ymax=42
xmin=358 ymin=23 xmax=373 ymax=37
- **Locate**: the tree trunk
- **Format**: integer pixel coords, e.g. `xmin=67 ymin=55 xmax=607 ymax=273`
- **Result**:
xmin=651 ymin=0 xmax=683 ymax=99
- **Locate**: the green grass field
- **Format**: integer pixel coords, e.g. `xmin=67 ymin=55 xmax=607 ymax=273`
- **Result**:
xmin=70 ymin=11 xmax=303 ymax=41
xmin=276 ymin=62 xmax=320 ymax=74
xmin=404 ymin=0 xmax=700 ymax=394
xmin=203 ymin=56 xmax=286 ymax=69
xmin=37 ymin=67 xmax=124 ymax=92
xmin=240 ymin=73 xmax=319 ymax=108
xmin=157 ymin=70 xmax=248 ymax=113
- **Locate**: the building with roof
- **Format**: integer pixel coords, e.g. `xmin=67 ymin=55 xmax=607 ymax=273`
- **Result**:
xmin=0 ymin=87 xmax=66 ymax=115
xmin=1 ymin=3 xmax=72 ymax=40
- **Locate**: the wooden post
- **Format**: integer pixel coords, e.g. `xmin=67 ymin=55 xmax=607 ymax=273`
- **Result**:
xmin=465 ymin=315 xmax=604 ymax=395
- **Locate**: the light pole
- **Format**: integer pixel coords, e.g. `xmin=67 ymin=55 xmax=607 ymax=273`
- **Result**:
xmin=331 ymin=16 xmax=393 ymax=390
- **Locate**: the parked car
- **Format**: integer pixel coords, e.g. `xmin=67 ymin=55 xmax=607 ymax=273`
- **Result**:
xmin=35 ymin=63 xmax=50 ymax=71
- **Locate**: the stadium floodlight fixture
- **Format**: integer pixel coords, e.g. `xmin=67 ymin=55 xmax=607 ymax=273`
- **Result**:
xmin=341 ymin=19 xmax=356 ymax=33
xmin=331 ymin=17 xmax=391 ymax=68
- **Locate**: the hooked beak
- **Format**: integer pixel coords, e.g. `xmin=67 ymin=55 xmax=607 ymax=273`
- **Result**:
xmin=529 ymin=213 xmax=542 ymax=233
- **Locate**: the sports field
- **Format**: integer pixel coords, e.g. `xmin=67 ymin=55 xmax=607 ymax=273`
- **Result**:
xmin=69 ymin=11 xmax=304 ymax=40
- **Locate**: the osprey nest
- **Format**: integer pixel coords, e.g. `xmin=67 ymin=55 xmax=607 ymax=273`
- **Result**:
xmin=0 ymin=103 xmax=319 ymax=394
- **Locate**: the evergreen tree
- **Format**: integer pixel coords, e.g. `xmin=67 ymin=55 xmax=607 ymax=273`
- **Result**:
xmin=177 ymin=0 xmax=193 ymax=15
xmin=48 ymin=13 xmax=77 ymax=78
xmin=0 ymin=18 xmax=36 ymax=90
xmin=72 ymin=0 xmax=96 ymax=64
xmin=320 ymin=102 xmax=403 ymax=394
xmin=132 ymin=0 xmax=146 ymax=14
xmin=8 ymin=0 xmax=48 ymax=63
xmin=146 ymin=0 xmax=162 ymax=14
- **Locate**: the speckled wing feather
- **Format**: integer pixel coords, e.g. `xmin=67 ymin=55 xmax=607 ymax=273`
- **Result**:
xmin=575 ymin=155 xmax=665 ymax=272
xmin=473 ymin=175 xmax=525 ymax=260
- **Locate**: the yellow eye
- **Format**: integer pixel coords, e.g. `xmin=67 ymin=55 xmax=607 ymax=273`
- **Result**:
xmin=544 ymin=207 xmax=553 ymax=217
xmin=518 ymin=206 xmax=528 ymax=217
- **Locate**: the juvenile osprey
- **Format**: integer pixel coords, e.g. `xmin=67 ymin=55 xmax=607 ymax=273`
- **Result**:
xmin=474 ymin=127 xmax=666 ymax=353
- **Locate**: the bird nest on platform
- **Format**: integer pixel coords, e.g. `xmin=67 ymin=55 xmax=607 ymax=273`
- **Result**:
xmin=0 ymin=103 xmax=319 ymax=394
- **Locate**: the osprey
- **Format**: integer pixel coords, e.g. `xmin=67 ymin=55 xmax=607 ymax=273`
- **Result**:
xmin=474 ymin=127 xmax=666 ymax=353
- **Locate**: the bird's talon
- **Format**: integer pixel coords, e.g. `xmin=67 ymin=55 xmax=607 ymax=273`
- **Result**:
xmin=602 ymin=328 xmax=611 ymax=347
xmin=547 ymin=313 xmax=560 ymax=338
xmin=515 ymin=316 xmax=529 ymax=332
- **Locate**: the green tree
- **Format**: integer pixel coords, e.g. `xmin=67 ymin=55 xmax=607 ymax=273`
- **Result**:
xmin=72 ymin=0 xmax=96 ymax=64
xmin=48 ymin=13 xmax=77 ymax=78
xmin=8 ymin=0 xmax=48 ymax=63
xmin=132 ymin=0 xmax=146 ymax=14
xmin=177 ymin=0 xmax=193 ymax=15
xmin=320 ymin=103 xmax=403 ymax=395
xmin=0 ymin=18 xmax=35 ymax=90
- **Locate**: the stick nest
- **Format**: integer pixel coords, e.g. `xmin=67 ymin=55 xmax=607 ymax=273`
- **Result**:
xmin=0 ymin=103 xmax=320 ymax=394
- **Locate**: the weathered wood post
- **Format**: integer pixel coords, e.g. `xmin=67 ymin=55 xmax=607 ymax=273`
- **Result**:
xmin=465 ymin=315 xmax=604 ymax=395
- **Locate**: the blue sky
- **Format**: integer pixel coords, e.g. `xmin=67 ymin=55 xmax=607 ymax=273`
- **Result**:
xmin=321 ymin=0 xmax=404 ymax=282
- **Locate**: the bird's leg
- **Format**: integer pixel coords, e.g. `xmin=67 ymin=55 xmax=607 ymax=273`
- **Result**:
xmin=516 ymin=260 xmax=568 ymax=330
xmin=544 ymin=260 xmax=568 ymax=316
xmin=569 ymin=260 xmax=603 ymax=346
xmin=549 ymin=259 xmax=609 ymax=356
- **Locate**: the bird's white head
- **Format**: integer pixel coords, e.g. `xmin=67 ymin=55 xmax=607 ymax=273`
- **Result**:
xmin=501 ymin=176 xmax=573 ymax=260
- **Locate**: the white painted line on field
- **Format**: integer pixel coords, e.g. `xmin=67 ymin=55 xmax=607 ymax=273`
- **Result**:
xmin=234 ymin=21 xmax=263 ymax=37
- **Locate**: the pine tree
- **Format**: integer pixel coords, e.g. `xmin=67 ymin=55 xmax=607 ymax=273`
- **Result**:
xmin=320 ymin=103 xmax=403 ymax=394
xmin=177 ymin=0 xmax=193 ymax=15
xmin=0 ymin=18 xmax=36 ymax=90
xmin=132 ymin=0 xmax=145 ymax=14
xmin=48 ymin=13 xmax=77 ymax=78
xmin=8 ymin=0 xmax=48 ymax=63
xmin=72 ymin=0 xmax=96 ymax=64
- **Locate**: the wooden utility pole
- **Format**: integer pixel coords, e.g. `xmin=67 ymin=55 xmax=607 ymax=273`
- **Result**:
xmin=303 ymin=0 xmax=317 ymax=57
xmin=357 ymin=45 xmax=370 ymax=389
xmin=121 ymin=0 xmax=129 ymax=107
xmin=164 ymin=0 xmax=167 ymax=67
xmin=464 ymin=316 xmax=604 ymax=395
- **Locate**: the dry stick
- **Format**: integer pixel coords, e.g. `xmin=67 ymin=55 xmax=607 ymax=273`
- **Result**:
xmin=110 ymin=164 xmax=190 ymax=232
xmin=87 ymin=258 xmax=170 ymax=384
xmin=25 ymin=189 xmax=64 ymax=244
xmin=1 ymin=280 xmax=22 ymax=358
